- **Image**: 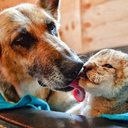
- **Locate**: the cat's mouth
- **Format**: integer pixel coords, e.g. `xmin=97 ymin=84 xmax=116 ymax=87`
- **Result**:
xmin=79 ymin=71 xmax=98 ymax=85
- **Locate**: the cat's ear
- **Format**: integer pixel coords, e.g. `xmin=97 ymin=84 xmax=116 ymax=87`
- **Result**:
xmin=36 ymin=0 xmax=60 ymax=20
xmin=0 ymin=44 xmax=2 ymax=59
xmin=123 ymin=61 xmax=128 ymax=77
xmin=123 ymin=58 xmax=128 ymax=68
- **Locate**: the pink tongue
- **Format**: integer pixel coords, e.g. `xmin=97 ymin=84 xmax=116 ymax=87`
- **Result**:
xmin=70 ymin=81 xmax=85 ymax=102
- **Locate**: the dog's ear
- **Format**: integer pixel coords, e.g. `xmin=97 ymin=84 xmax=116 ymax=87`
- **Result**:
xmin=36 ymin=0 xmax=60 ymax=20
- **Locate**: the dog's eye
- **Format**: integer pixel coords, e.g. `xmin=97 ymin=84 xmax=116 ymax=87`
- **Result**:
xmin=102 ymin=64 xmax=113 ymax=68
xmin=47 ymin=22 xmax=57 ymax=36
xmin=12 ymin=29 xmax=36 ymax=49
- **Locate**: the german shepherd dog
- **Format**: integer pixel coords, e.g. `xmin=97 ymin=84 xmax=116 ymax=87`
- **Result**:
xmin=0 ymin=0 xmax=83 ymax=105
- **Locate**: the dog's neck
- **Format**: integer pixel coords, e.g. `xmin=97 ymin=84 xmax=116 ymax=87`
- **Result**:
xmin=18 ymin=80 xmax=39 ymax=96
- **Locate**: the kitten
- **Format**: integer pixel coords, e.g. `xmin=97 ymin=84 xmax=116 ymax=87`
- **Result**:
xmin=67 ymin=49 xmax=128 ymax=117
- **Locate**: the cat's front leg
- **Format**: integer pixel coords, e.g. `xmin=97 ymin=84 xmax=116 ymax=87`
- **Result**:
xmin=66 ymin=102 xmax=83 ymax=115
xmin=66 ymin=100 xmax=91 ymax=117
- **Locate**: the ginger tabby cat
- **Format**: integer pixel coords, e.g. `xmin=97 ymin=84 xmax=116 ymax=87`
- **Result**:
xmin=68 ymin=49 xmax=128 ymax=117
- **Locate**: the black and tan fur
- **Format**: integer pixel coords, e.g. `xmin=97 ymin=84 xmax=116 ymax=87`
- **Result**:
xmin=0 ymin=0 xmax=83 ymax=110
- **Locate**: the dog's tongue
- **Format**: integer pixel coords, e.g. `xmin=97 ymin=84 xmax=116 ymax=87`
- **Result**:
xmin=70 ymin=81 xmax=85 ymax=102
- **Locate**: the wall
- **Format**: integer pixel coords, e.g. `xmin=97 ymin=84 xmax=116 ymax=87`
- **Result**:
xmin=80 ymin=0 xmax=128 ymax=53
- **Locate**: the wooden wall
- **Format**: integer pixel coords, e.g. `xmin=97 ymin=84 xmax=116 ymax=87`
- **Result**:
xmin=80 ymin=0 xmax=128 ymax=53
xmin=0 ymin=0 xmax=128 ymax=53
xmin=60 ymin=0 xmax=82 ymax=53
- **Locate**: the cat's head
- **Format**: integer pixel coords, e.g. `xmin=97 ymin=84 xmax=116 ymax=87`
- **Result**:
xmin=79 ymin=49 xmax=128 ymax=99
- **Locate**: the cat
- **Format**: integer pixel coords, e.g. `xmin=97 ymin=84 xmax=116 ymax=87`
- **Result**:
xmin=67 ymin=49 xmax=128 ymax=117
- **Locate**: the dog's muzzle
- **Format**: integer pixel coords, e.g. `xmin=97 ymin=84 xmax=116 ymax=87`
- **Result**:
xmin=38 ymin=60 xmax=83 ymax=92
xmin=38 ymin=80 xmax=74 ymax=92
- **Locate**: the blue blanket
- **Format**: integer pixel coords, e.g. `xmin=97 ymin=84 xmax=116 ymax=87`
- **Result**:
xmin=100 ymin=113 xmax=128 ymax=122
xmin=2 ymin=93 xmax=128 ymax=122
xmin=0 ymin=94 xmax=50 ymax=111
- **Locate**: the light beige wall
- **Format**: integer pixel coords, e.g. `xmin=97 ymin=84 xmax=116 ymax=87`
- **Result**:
xmin=60 ymin=0 xmax=82 ymax=53
xmin=80 ymin=0 xmax=128 ymax=53
xmin=0 ymin=0 xmax=128 ymax=53
xmin=0 ymin=0 xmax=34 ymax=10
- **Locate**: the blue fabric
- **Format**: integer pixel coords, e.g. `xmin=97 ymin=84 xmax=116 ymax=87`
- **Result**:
xmin=0 ymin=94 xmax=50 ymax=111
xmin=100 ymin=113 xmax=128 ymax=121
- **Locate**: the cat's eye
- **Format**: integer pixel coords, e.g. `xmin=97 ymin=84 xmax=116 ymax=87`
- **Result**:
xmin=102 ymin=64 xmax=113 ymax=68
xmin=47 ymin=22 xmax=57 ymax=36
xmin=12 ymin=28 xmax=37 ymax=49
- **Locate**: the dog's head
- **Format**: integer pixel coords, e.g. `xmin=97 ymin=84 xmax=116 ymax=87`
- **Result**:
xmin=79 ymin=49 xmax=128 ymax=99
xmin=0 ymin=0 xmax=83 ymax=94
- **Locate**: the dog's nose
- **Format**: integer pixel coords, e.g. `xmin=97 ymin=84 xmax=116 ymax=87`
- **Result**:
xmin=64 ymin=61 xmax=83 ymax=80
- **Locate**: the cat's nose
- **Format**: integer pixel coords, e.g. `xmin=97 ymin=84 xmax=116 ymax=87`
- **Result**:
xmin=79 ymin=63 xmax=95 ymax=79
xmin=83 ymin=66 xmax=92 ymax=72
xmin=83 ymin=63 xmax=95 ymax=72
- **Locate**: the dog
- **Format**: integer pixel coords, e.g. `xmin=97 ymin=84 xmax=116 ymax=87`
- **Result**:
xmin=0 ymin=0 xmax=83 ymax=109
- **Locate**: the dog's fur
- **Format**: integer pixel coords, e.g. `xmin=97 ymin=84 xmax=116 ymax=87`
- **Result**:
xmin=67 ymin=49 xmax=128 ymax=117
xmin=0 ymin=0 xmax=83 ymax=110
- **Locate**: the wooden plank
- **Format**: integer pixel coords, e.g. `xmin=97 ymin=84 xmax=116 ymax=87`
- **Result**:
xmin=0 ymin=0 xmax=34 ymax=11
xmin=60 ymin=0 xmax=82 ymax=53
xmin=81 ymin=0 xmax=128 ymax=53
